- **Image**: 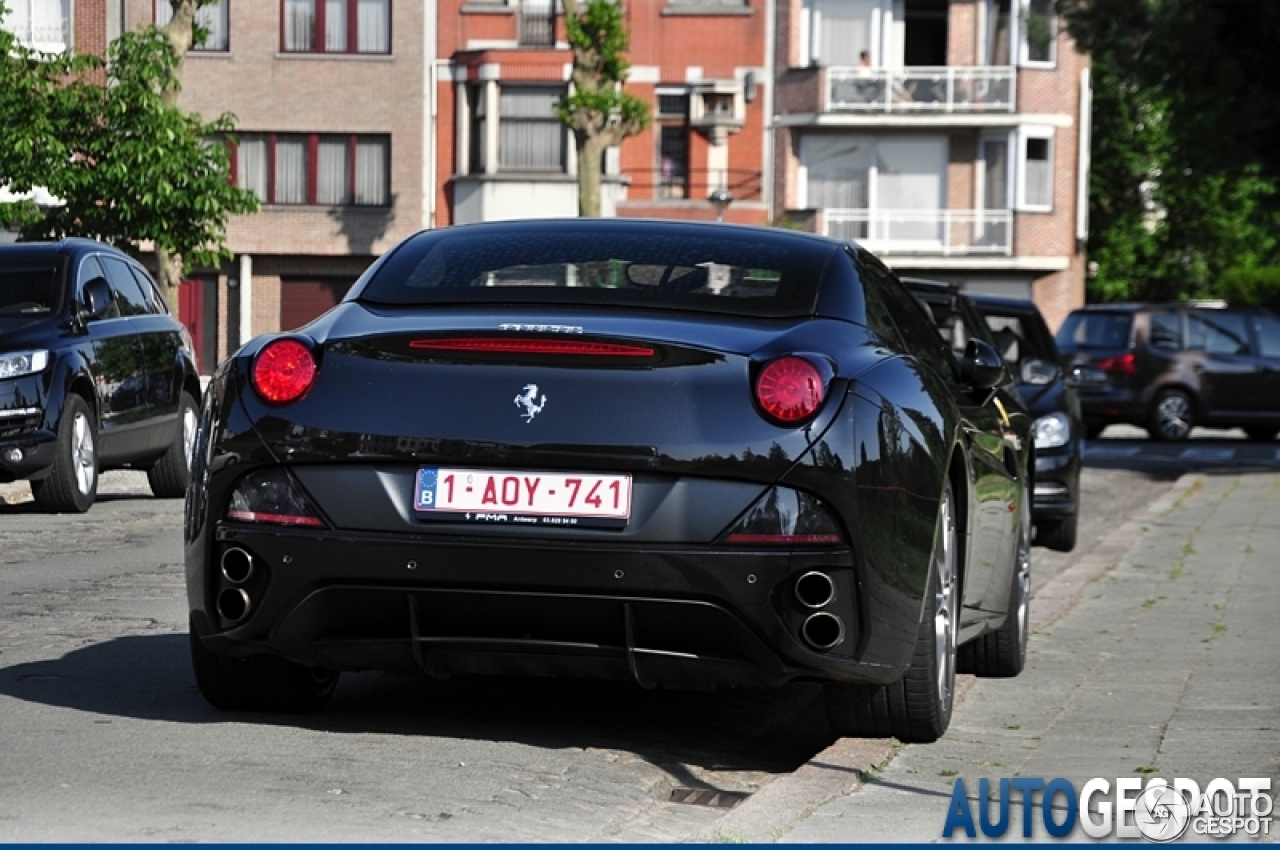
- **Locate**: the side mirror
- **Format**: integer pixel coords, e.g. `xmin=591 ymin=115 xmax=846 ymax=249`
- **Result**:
xmin=81 ymin=277 xmax=112 ymax=320
xmin=961 ymin=338 xmax=1006 ymax=390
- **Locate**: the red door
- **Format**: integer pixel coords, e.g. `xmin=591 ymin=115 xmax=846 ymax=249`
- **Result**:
xmin=177 ymin=278 xmax=203 ymax=373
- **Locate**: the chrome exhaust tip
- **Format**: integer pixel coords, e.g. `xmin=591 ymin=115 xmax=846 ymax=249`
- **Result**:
xmin=216 ymin=588 xmax=251 ymax=623
xmin=220 ymin=548 xmax=254 ymax=585
xmin=794 ymin=570 xmax=837 ymax=609
xmin=801 ymin=612 xmax=845 ymax=650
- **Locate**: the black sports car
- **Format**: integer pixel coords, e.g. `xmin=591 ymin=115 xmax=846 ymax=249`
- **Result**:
xmin=186 ymin=219 xmax=1033 ymax=743
xmin=0 ymin=238 xmax=201 ymax=512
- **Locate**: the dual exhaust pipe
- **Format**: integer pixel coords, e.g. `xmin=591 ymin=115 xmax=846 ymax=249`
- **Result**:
xmin=794 ymin=570 xmax=845 ymax=651
xmin=216 ymin=548 xmax=254 ymax=623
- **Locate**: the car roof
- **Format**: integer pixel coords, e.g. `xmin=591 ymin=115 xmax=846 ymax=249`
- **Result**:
xmin=0 ymin=237 xmax=122 ymax=260
xmin=967 ymin=293 xmax=1039 ymax=314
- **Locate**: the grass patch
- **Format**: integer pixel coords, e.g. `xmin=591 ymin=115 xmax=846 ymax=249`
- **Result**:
xmin=1135 ymin=764 xmax=1159 ymax=774
xmin=940 ymin=769 xmax=960 ymax=777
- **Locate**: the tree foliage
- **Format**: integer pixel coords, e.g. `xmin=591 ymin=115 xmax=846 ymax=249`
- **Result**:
xmin=1061 ymin=0 xmax=1280 ymax=303
xmin=557 ymin=0 xmax=650 ymax=217
xmin=0 ymin=0 xmax=257 ymax=306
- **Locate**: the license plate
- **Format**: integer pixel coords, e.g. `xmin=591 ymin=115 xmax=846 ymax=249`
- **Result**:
xmin=414 ymin=467 xmax=632 ymax=524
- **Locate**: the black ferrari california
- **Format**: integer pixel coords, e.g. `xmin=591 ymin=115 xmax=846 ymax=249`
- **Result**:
xmin=186 ymin=219 xmax=1033 ymax=743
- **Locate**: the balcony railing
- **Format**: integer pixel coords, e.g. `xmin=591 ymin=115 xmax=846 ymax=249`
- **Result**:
xmin=823 ymin=209 xmax=1013 ymax=256
xmin=825 ymin=66 xmax=1015 ymax=113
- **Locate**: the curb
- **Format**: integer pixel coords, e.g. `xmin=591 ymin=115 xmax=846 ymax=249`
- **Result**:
xmin=710 ymin=472 xmax=1204 ymax=843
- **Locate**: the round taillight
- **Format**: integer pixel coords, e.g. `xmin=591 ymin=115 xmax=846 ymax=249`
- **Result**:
xmin=755 ymin=356 xmax=826 ymax=424
xmin=252 ymin=339 xmax=316 ymax=404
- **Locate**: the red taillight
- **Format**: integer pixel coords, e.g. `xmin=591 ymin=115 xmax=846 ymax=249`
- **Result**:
xmin=225 ymin=467 xmax=325 ymax=528
xmin=409 ymin=337 xmax=655 ymax=357
xmin=252 ymin=339 xmax=317 ymax=404
xmin=755 ymin=356 xmax=826 ymax=424
xmin=720 ymin=486 xmax=845 ymax=546
xmin=1096 ymin=352 xmax=1137 ymax=375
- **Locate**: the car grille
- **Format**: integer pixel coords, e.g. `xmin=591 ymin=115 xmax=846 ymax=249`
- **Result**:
xmin=0 ymin=407 xmax=42 ymax=439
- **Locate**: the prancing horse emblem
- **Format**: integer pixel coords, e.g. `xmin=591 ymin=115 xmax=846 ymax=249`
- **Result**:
xmin=514 ymin=384 xmax=547 ymax=423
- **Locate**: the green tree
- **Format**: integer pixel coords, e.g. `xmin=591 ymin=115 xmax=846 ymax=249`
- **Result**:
xmin=1061 ymin=0 xmax=1280 ymax=302
xmin=0 ymin=0 xmax=257 ymax=308
xmin=556 ymin=0 xmax=650 ymax=217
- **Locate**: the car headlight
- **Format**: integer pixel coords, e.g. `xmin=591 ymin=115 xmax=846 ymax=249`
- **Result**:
xmin=0 ymin=350 xmax=49 ymax=380
xmin=1034 ymin=412 xmax=1071 ymax=449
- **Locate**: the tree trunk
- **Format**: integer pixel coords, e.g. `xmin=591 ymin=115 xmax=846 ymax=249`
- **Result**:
xmin=578 ymin=134 xmax=607 ymax=217
xmin=154 ymin=0 xmax=201 ymax=310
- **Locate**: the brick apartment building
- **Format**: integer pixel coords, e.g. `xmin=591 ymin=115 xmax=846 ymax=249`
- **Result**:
xmin=772 ymin=0 xmax=1090 ymax=328
xmin=4 ymin=0 xmax=1088 ymax=371
xmin=435 ymin=0 xmax=770 ymax=227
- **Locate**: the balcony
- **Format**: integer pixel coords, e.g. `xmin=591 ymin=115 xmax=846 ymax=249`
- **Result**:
xmin=823 ymin=209 xmax=1012 ymax=256
xmin=824 ymin=67 xmax=1015 ymax=114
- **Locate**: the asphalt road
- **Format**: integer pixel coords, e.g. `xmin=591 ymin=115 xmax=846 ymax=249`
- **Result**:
xmin=0 ymin=433 xmax=1269 ymax=841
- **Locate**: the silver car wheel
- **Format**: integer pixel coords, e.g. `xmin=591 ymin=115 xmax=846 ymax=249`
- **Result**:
xmin=182 ymin=405 xmax=198 ymax=469
xmin=71 ymin=411 xmax=96 ymax=496
xmin=1155 ymin=394 xmax=1192 ymax=440
xmin=933 ymin=487 xmax=958 ymax=713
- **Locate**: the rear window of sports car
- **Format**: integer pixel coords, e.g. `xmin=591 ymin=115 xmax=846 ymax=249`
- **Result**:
xmin=357 ymin=229 xmax=829 ymax=318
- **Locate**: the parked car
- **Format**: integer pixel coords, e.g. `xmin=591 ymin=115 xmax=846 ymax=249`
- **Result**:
xmin=0 ymin=238 xmax=201 ymax=512
xmin=1056 ymin=303 xmax=1280 ymax=441
xmin=969 ymin=294 xmax=1082 ymax=552
xmin=899 ymin=279 xmax=1078 ymax=550
xmin=186 ymin=219 xmax=1033 ymax=743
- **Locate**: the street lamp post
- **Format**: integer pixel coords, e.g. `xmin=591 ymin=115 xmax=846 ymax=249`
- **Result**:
xmin=707 ymin=187 xmax=734 ymax=222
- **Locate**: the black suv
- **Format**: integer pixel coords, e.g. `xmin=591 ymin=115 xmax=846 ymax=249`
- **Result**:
xmin=970 ymin=295 xmax=1082 ymax=552
xmin=1056 ymin=304 xmax=1280 ymax=441
xmin=0 ymin=239 xmax=202 ymax=511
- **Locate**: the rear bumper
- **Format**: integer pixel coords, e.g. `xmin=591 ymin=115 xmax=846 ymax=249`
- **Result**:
xmin=189 ymin=523 xmax=906 ymax=690
xmin=1075 ymin=387 xmax=1143 ymax=425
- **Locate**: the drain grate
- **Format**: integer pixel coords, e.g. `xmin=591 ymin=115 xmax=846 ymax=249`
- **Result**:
xmin=667 ymin=787 xmax=751 ymax=809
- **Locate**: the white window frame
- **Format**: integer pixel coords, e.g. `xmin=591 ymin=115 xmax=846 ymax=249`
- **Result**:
xmin=803 ymin=0 xmax=892 ymax=68
xmin=977 ymin=129 xmax=1014 ymax=212
xmin=155 ymin=0 xmax=229 ymax=51
xmin=1016 ymin=0 xmax=1057 ymax=68
xmin=1016 ymin=125 xmax=1054 ymax=212
xmin=3 ymin=0 xmax=70 ymax=52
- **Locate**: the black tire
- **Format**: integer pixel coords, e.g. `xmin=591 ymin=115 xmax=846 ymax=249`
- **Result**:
xmin=1147 ymin=389 xmax=1195 ymax=441
xmin=1084 ymin=422 xmax=1107 ymax=440
xmin=1035 ymin=511 xmax=1078 ymax=552
xmin=148 ymin=392 xmax=198 ymax=498
xmin=960 ymin=482 xmax=1030 ymax=677
xmin=825 ymin=482 xmax=958 ymax=743
xmin=190 ymin=630 xmax=338 ymax=712
xmin=1243 ymin=425 xmax=1279 ymax=442
xmin=31 ymin=395 xmax=98 ymax=514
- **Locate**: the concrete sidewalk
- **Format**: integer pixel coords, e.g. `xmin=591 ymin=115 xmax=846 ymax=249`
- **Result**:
xmin=766 ymin=469 xmax=1280 ymax=842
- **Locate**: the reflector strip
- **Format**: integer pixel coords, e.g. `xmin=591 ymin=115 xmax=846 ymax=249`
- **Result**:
xmin=409 ymin=338 xmax=655 ymax=357
xmin=725 ymin=533 xmax=842 ymax=545
xmin=226 ymin=509 xmax=324 ymax=527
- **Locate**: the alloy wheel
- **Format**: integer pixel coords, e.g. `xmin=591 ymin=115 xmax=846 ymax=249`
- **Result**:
xmin=71 ymin=411 xmax=96 ymax=496
xmin=933 ymin=488 xmax=958 ymax=713
xmin=1155 ymin=394 xmax=1192 ymax=440
xmin=182 ymin=405 xmax=198 ymax=469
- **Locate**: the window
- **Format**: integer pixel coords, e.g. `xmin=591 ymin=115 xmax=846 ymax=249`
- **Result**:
xmin=1017 ymin=127 xmax=1054 ymax=211
xmin=1253 ymin=314 xmax=1280 ymax=358
xmin=1019 ymin=0 xmax=1056 ymax=65
xmin=656 ymin=91 xmax=689 ymax=199
xmin=2 ymin=0 xmax=69 ymax=51
xmin=100 ymin=257 xmax=156 ymax=317
xmin=155 ymin=0 xmax=228 ymax=51
xmin=234 ymin=133 xmax=390 ymax=206
xmin=1148 ymin=312 xmax=1182 ymax=351
xmin=518 ymin=0 xmax=555 ymax=47
xmin=282 ymin=0 xmax=390 ymax=54
xmin=1188 ymin=311 xmax=1251 ymax=356
xmin=78 ymin=257 xmax=120 ymax=321
xmin=497 ymin=86 xmax=565 ymax=172
xmin=807 ymin=0 xmax=876 ymax=67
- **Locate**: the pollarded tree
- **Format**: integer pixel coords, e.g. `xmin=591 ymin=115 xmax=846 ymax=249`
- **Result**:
xmin=557 ymin=0 xmax=650 ymax=217
xmin=0 ymin=0 xmax=257 ymax=309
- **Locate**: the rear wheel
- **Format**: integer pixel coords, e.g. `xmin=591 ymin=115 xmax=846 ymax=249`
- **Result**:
xmin=960 ymin=482 xmax=1030 ymax=677
xmin=826 ymin=482 xmax=958 ymax=743
xmin=31 ymin=395 xmax=98 ymax=514
xmin=1147 ymin=389 xmax=1195 ymax=441
xmin=148 ymin=392 xmax=198 ymax=498
xmin=1243 ymin=425 xmax=1279 ymax=442
xmin=190 ymin=630 xmax=338 ymax=712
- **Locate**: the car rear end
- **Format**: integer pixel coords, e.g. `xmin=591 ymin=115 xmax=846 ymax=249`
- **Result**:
xmin=1055 ymin=307 xmax=1146 ymax=431
xmin=187 ymin=221 xmax=909 ymax=694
